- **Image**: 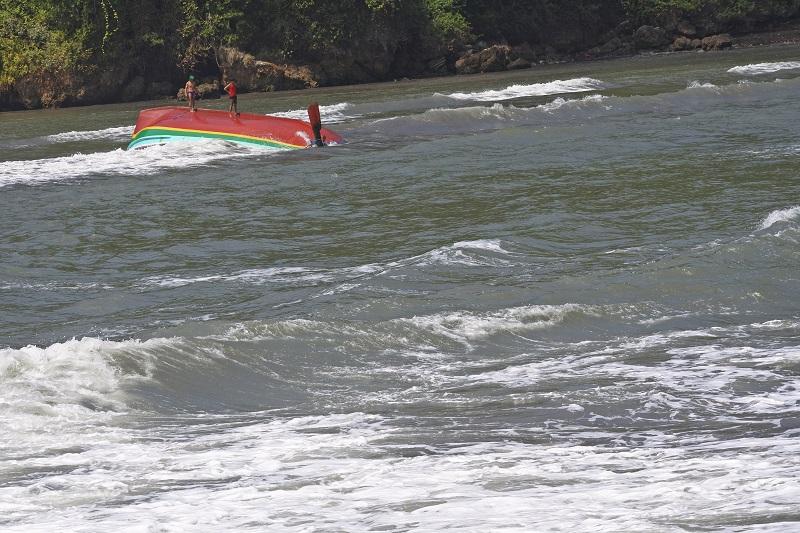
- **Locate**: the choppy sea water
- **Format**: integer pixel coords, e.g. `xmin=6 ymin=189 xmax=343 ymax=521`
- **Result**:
xmin=1 ymin=46 xmax=800 ymax=531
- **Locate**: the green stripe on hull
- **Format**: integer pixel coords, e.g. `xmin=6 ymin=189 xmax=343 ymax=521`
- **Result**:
xmin=127 ymin=128 xmax=303 ymax=150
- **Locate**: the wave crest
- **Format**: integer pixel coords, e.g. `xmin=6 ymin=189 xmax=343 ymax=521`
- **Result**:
xmin=271 ymin=102 xmax=357 ymax=123
xmin=760 ymin=206 xmax=800 ymax=230
xmin=0 ymin=141 xmax=267 ymax=188
xmin=405 ymin=303 xmax=594 ymax=342
xmin=440 ymin=78 xmax=607 ymax=102
xmin=0 ymin=337 xmax=173 ymax=423
xmin=45 ymin=126 xmax=134 ymax=143
xmin=728 ymin=61 xmax=800 ymax=76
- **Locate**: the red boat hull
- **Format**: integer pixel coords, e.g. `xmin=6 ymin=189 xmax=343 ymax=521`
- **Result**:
xmin=128 ymin=106 xmax=343 ymax=150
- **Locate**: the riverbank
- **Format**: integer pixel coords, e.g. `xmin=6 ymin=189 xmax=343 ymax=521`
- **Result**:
xmin=2 ymin=13 xmax=800 ymax=113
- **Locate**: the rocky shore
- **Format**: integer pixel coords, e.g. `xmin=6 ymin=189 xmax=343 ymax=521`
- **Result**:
xmin=3 ymin=18 xmax=800 ymax=112
xmin=173 ymin=20 xmax=799 ymax=104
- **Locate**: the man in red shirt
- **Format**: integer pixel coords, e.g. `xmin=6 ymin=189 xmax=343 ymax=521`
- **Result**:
xmin=223 ymin=79 xmax=239 ymax=116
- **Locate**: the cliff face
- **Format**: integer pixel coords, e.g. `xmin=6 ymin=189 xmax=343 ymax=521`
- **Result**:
xmin=462 ymin=0 xmax=627 ymax=52
xmin=2 ymin=1 xmax=800 ymax=111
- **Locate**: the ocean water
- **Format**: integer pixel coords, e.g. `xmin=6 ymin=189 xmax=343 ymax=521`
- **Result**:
xmin=1 ymin=45 xmax=800 ymax=531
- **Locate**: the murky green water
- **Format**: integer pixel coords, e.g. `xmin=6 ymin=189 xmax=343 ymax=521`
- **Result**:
xmin=1 ymin=45 xmax=799 ymax=531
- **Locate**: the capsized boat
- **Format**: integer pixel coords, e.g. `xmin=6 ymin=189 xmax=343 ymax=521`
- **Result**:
xmin=127 ymin=105 xmax=343 ymax=150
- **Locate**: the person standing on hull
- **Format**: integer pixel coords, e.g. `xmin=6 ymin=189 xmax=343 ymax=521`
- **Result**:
xmin=185 ymin=75 xmax=197 ymax=112
xmin=223 ymin=79 xmax=239 ymax=116
xmin=307 ymin=102 xmax=325 ymax=147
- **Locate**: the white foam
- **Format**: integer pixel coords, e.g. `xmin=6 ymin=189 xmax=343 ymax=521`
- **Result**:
xmin=728 ymin=61 xmax=800 ymax=75
xmin=687 ymin=80 xmax=719 ymax=90
xmin=45 ymin=126 xmax=134 ymax=143
xmin=0 ymin=337 xmax=168 ymax=412
xmin=3 ymin=314 xmax=800 ymax=530
xmin=145 ymin=239 xmax=512 ymax=292
xmin=0 ymin=336 xmax=174 ymax=464
xmin=441 ymin=77 xmax=607 ymax=102
xmin=420 ymin=239 xmax=514 ymax=267
xmin=271 ymin=102 xmax=357 ymax=123
xmin=540 ymin=93 xmax=609 ymax=112
xmin=4 ymin=415 xmax=800 ymax=532
xmin=0 ymin=140 xmax=266 ymax=188
xmin=760 ymin=206 xmax=800 ymax=230
xmin=140 ymin=264 xmax=384 ymax=289
xmin=141 ymin=266 xmax=321 ymax=288
xmin=451 ymin=239 xmax=509 ymax=253
xmin=408 ymin=102 xmax=517 ymax=124
xmin=405 ymin=303 xmax=592 ymax=342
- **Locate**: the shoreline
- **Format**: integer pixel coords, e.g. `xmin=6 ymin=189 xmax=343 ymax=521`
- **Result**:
xmin=2 ymin=23 xmax=800 ymax=115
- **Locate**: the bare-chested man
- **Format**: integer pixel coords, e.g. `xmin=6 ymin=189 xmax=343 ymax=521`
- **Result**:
xmin=185 ymin=75 xmax=197 ymax=112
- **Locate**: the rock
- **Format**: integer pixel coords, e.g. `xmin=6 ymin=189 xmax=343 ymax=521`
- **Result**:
xmin=617 ymin=42 xmax=635 ymax=55
xmin=147 ymin=81 xmax=174 ymax=98
xmin=13 ymin=78 xmax=43 ymax=108
xmin=196 ymin=82 xmax=220 ymax=99
xmin=633 ymin=25 xmax=670 ymax=49
xmin=478 ymin=45 xmax=511 ymax=72
xmin=599 ymin=36 xmax=623 ymax=55
xmin=177 ymin=79 xmax=220 ymax=101
xmin=615 ymin=20 xmax=633 ymax=36
xmin=672 ymin=36 xmax=694 ymax=51
xmin=281 ymin=64 xmax=317 ymax=90
xmin=585 ymin=46 xmax=601 ymax=58
xmin=455 ymin=52 xmax=481 ymax=75
xmin=217 ymin=46 xmax=318 ymax=93
xmin=121 ymin=76 xmax=145 ymax=102
xmin=0 ymin=88 xmax=23 ymax=111
xmin=600 ymin=28 xmax=618 ymax=44
xmin=426 ymin=57 xmax=447 ymax=74
xmin=702 ymin=34 xmax=733 ymax=51
xmin=543 ymin=45 xmax=560 ymax=63
xmin=691 ymin=38 xmax=703 ymax=50
xmin=455 ymin=45 xmax=511 ymax=74
xmin=507 ymin=58 xmax=531 ymax=70
xmin=511 ymin=42 xmax=537 ymax=62
xmin=677 ymin=20 xmax=697 ymax=37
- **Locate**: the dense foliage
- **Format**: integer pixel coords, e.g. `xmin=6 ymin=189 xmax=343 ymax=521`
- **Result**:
xmin=622 ymin=0 xmax=800 ymax=25
xmin=1 ymin=0 xmax=799 ymax=104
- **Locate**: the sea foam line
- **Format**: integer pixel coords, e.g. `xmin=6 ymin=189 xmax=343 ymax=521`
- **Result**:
xmin=45 ymin=126 xmax=134 ymax=143
xmin=441 ymin=77 xmax=607 ymax=102
xmin=0 ymin=141 xmax=267 ymax=188
xmin=405 ymin=303 xmax=593 ymax=342
xmin=143 ymin=239 xmax=512 ymax=290
xmin=6 ymin=416 xmax=799 ymax=532
xmin=728 ymin=61 xmax=800 ymax=75
xmin=271 ymin=102 xmax=358 ymax=123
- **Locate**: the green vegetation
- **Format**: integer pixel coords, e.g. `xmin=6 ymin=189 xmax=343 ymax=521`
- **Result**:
xmin=0 ymin=2 xmax=89 ymax=87
xmin=1 ymin=0 xmax=799 ymax=106
xmin=425 ymin=0 xmax=472 ymax=43
xmin=622 ymin=0 xmax=800 ymax=25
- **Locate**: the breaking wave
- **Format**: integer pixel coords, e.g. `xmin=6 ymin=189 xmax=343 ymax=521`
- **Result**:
xmin=728 ymin=61 xmax=800 ymax=75
xmin=0 ymin=337 xmax=172 ymax=426
xmin=141 ymin=239 xmax=514 ymax=291
xmin=760 ymin=206 xmax=800 ymax=230
xmin=271 ymin=102 xmax=358 ymax=123
xmin=687 ymin=80 xmax=719 ymax=90
xmin=0 ymin=140 xmax=269 ymax=188
xmin=404 ymin=303 xmax=594 ymax=342
xmin=440 ymin=77 xmax=607 ymax=102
